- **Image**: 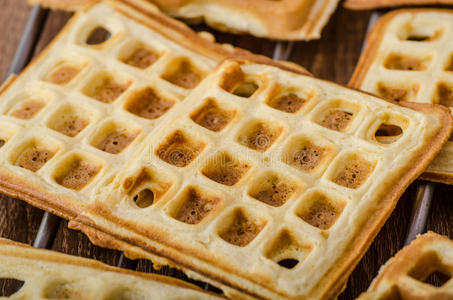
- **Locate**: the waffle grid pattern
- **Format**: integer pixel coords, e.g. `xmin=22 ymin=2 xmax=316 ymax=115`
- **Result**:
xmin=0 ymin=2 xmax=219 ymax=211
xmin=350 ymin=9 xmax=453 ymax=183
xmin=81 ymin=59 xmax=447 ymax=298
xmin=357 ymin=232 xmax=453 ymax=300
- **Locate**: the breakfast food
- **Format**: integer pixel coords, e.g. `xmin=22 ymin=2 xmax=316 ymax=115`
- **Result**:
xmin=344 ymin=0 xmax=453 ymax=10
xmin=69 ymin=57 xmax=451 ymax=300
xmin=28 ymin=0 xmax=340 ymax=41
xmin=0 ymin=0 xmax=305 ymax=220
xmin=349 ymin=9 xmax=453 ymax=184
xmin=357 ymin=232 xmax=453 ymax=300
xmin=0 ymin=237 xmax=223 ymax=299
xmin=2 ymin=1 xmax=452 ymax=298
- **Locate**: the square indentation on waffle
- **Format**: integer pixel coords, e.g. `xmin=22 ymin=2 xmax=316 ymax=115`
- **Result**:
xmin=365 ymin=113 xmax=409 ymax=145
xmin=313 ymin=99 xmax=361 ymax=132
xmin=118 ymin=40 xmax=162 ymax=70
xmin=201 ymin=151 xmax=251 ymax=186
xmin=124 ymin=87 xmax=176 ymax=120
xmin=167 ymin=185 xmax=222 ymax=225
xmin=266 ymin=86 xmax=316 ymax=114
xmin=247 ymin=171 xmax=301 ymax=207
xmin=384 ymin=52 xmax=432 ymax=71
xmin=5 ymin=90 xmax=53 ymax=121
xmin=90 ymin=120 xmax=141 ymax=155
xmin=190 ymin=98 xmax=236 ymax=132
xmin=434 ymin=82 xmax=453 ymax=107
xmin=376 ymin=81 xmax=420 ymax=102
xmin=329 ymin=152 xmax=377 ymax=189
xmin=264 ymin=229 xmax=312 ymax=270
xmin=407 ymin=251 xmax=453 ymax=288
xmin=236 ymin=119 xmax=283 ymax=152
xmin=156 ymin=130 xmax=206 ymax=168
xmin=122 ymin=167 xmax=174 ymax=209
xmin=46 ymin=103 xmax=98 ymax=138
xmin=76 ymin=20 xmax=123 ymax=50
xmin=53 ymin=152 xmax=103 ymax=191
xmin=218 ymin=207 xmax=266 ymax=247
xmin=295 ymin=189 xmax=345 ymax=230
xmin=10 ymin=137 xmax=61 ymax=172
xmin=219 ymin=62 xmax=265 ymax=99
xmin=82 ymin=71 xmax=132 ymax=104
xmin=282 ymin=135 xmax=336 ymax=176
xmin=43 ymin=56 xmax=88 ymax=86
xmin=161 ymin=57 xmax=205 ymax=89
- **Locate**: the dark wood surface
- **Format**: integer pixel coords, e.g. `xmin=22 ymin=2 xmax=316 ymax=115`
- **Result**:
xmin=0 ymin=2 xmax=452 ymax=299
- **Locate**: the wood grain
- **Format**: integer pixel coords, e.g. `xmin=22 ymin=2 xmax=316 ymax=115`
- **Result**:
xmin=0 ymin=2 xmax=452 ymax=300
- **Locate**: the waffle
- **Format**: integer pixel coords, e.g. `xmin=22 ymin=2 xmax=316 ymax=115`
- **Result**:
xmin=349 ymin=9 xmax=453 ymax=185
xmin=0 ymin=237 xmax=223 ymax=299
xmin=357 ymin=232 xmax=453 ymax=300
xmin=345 ymin=0 xmax=453 ymax=10
xmin=28 ymin=0 xmax=340 ymax=41
xmin=0 ymin=0 xmax=306 ymax=220
xmin=63 ymin=59 xmax=452 ymax=300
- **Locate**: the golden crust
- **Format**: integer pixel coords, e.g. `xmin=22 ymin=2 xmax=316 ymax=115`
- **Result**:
xmin=70 ymin=59 xmax=452 ymax=299
xmin=0 ymin=237 xmax=224 ymax=299
xmin=29 ymin=0 xmax=340 ymax=41
xmin=357 ymin=232 xmax=453 ymax=299
xmin=345 ymin=0 xmax=453 ymax=10
xmin=349 ymin=8 xmax=453 ymax=185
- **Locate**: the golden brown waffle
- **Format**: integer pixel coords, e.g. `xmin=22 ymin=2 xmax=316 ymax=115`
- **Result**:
xmin=66 ymin=59 xmax=452 ymax=300
xmin=349 ymin=9 xmax=453 ymax=185
xmin=2 ymin=1 xmax=452 ymax=298
xmin=0 ymin=0 xmax=305 ymax=220
xmin=29 ymin=0 xmax=340 ymax=41
xmin=357 ymin=232 xmax=453 ymax=300
xmin=345 ymin=0 xmax=453 ymax=10
xmin=0 ymin=237 xmax=223 ymax=299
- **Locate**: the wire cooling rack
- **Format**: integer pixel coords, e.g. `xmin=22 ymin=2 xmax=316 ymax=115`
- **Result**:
xmin=5 ymin=5 xmax=436 ymax=298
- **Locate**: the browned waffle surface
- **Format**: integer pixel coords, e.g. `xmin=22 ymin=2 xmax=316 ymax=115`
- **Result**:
xmin=349 ymin=9 xmax=453 ymax=184
xmin=0 ymin=237 xmax=223 ymax=299
xmin=29 ymin=0 xmax=340 ymax=41
xmin=357 ymin=232 xmax=453 ymax=300
xmin=69 ymin=59 xmax=451 ymax=299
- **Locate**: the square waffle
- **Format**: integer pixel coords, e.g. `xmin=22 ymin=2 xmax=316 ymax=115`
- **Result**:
xmin=345 ymin=0 xmax=453 ymax=10
xmin=29 ymin=0 xmax=340 ymax=41
xmin=68 ymin=59 xmax=452 ymax=300
xmin=357 ymin=232 xmax=453 ymax=300
xmin=349 ymin=9 xmax=453 ymax=185
xmin=0 ymin=0 xmax=305 ymax=220
xmin=0 ymin=238 xmax=222 ymax=299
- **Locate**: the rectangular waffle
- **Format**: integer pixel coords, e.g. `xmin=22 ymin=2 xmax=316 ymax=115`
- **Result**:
xmin=0 ymin=0 xmax=305 ymax=220
xmin=68 ymin=59 xmax=452 ymax=300
xmin=344 ymin=0 xmax=453 ymax=10
xmin=29 ymin=0 xmax=340 ymax=41
xmin=357 ymin=232 xmax=453 ymax=300
xmin=0 ymin=237 xmax=223 ymax=299
xmin=349 ymin=9 xmax=453 ymax=185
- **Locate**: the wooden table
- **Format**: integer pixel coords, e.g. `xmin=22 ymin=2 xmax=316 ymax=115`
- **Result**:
xmin=0 ymin=2 xmax=452 ymax=299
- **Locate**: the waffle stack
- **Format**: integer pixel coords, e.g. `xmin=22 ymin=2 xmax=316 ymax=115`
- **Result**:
xmin=350 ymin=9 xmax=453 ymax=184
xmin=345 ymin=0 xmax=453 ymax=10
xmin=357 ymin=232 xmax=453 ymax=300
xmin=1 ymin=1 xmax=453 ymax=299
xmin=0 ymin=237 xmax=223 ymax=299
xmin=29 ymin=0 xmax=340 ymax=40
